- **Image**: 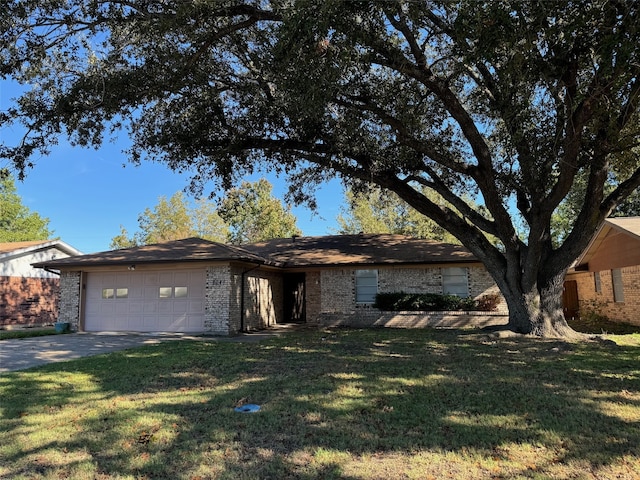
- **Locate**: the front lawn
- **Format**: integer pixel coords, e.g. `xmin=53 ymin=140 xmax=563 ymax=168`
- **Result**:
xmin=1 ymin=329 xmax=639 ymax=479
xmin=0 ymin=328 xmax=59 ymax=341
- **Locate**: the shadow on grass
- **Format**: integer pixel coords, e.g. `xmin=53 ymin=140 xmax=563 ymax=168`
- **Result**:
xmin=1 ymin=328 xmax=639 ymax=479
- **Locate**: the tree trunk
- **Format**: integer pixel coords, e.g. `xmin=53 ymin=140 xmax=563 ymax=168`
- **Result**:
xmin=500 ymin=269 xmax=583 ymax=339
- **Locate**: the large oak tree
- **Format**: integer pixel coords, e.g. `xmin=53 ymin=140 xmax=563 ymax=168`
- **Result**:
xmin=2 ymin=1 xmax=640 ymax=336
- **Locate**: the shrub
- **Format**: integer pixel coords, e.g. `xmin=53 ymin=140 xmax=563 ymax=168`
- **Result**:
xmin=474 ymin=293 xmax=501 ymax=312
xmin=373 ymin=292 xmax=499 ymax=312
xmin=373 ymin=292 xmax=500 ymax=312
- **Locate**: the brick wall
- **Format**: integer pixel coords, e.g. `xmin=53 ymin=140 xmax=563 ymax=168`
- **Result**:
xmin=305 ymin=271 xmax=321 ymax=324
xmin=318 ymin=310 xmax=509 ymax=329
xmin=205 ymin=265 xmax=233 ymax=335
xmin=573 ymin=266 xmax=640 ymax=326
xmin=313 ymin=265 xmax=506 ymax=322
xmin=58 ymin=271 xmax=81 ymax=329
xmin=0 ymin=276 xmax=59 ymax=326
xmin=243 ymin=269 xmax=283 ymax=331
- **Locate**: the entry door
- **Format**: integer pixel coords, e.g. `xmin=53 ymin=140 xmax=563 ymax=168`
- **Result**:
xmin=284 ymin=273 xmax=306 ymax=323
xmin=562 ymin=280 xmax=579 ymax=320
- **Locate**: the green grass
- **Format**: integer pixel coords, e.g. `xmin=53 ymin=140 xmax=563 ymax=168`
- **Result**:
xmin=0 ymin=328 xmax=60 ymax=340
xmin=1 ymin=328 xmax=639 ymax=479
xmin=568 ymin=315 xmax=640 ymax=335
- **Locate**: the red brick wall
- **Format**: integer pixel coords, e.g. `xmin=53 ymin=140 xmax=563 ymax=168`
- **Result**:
xmin=0 ymin=276 xmax=60 ymax=326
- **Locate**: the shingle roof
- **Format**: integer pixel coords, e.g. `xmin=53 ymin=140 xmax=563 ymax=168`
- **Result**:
xmin=32 ymin=237 xmax=266 ymax=268
xmin=32 ymin=234 xmax=477 ymax=269
xmin=0 ymin=240 xmax=52 ymax=253
xmin=0 ymin=239 xmax=83 ymax=259
xmin=241 ymin=234 xmax=476 ymax=267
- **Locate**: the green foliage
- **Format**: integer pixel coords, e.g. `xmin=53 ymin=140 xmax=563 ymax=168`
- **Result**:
xmin=109 ymin=191 xmax=228 ymax=249
xmin=0 ymin=175 xmax=51 ymax=242
xmin=218 ymin=178 xmax=301 ymax=244
xmin=373 ymin=292 xmax=500 ymax=312
xmin=337 ymin=187 xmax=460 ymax=243
xmin=110 ymin=180 xmax=299 ymax=248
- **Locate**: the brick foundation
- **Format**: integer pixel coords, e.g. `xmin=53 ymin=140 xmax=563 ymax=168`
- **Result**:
xmin=318 ymin=310 xmax=509 ymax=329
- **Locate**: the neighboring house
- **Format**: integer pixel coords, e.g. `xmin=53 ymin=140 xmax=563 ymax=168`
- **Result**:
xmin=34 ymin=234 xmax=508 ymax=335
xmin=566 ymin=217 xmax=640 ymax=326
xmin=1 ymin=240 xmax=82 ymax=326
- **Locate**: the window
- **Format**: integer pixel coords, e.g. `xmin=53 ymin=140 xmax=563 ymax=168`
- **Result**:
xmin=159 ymin=286 xmax=188 ymax=298
xmin=102 ymin=287 xmax=128 ymax=299
xmin=442 ymin=267 xmax=469 ymax=297
xmin=612 ymin=269 xmax=624 ymax=303
xmin=594 ymin=272 xmax=601 ymax=293
xmin=356 ymin=270 xmax=378 ymax=304
xmin=159 ymin=287 xmax=172 ymax=298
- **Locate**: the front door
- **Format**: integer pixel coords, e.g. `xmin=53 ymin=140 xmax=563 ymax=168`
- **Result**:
xmin=284 ymin=273 xmax=306 ymax=323
xmin=562 ymin=280 xmax=579 ymax=320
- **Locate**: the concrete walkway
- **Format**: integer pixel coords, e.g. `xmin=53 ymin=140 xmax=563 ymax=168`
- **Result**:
xmin=0 ymin=325 xmax=308 ymax=373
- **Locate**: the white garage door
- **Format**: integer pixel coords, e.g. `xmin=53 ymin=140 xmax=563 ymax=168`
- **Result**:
xmin=85 ymin=269 xmax=206 ymax=332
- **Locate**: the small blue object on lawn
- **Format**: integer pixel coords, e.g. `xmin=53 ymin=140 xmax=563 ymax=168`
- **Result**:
xmin=234 ymin=404 xmax=261 ymax=413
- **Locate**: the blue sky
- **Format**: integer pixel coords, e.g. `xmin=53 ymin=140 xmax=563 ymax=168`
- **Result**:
xmin=1 ymin=81 xmax=344 ymax=254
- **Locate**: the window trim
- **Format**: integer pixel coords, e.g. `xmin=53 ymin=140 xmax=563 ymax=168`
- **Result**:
xmin=594 ymin=271 xmax=601 ymax=294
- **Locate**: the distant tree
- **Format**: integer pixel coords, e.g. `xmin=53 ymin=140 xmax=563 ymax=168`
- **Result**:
xmin=337 ymin=187 xmax=459 ymax=244
xmin=218 ymin=179 xmax=302 ymax=244
xmin=109 ymin=192 xmax=228 ymax=249
xmin=109 ymin=225 xmax=139 ymax=250
xmin=135 ymin=192 xmax=194 ymax=245
xmin=0 ymin=175 xmax=51 ymax=242
xmin=192 ymin=198 xmax=229 ymax=242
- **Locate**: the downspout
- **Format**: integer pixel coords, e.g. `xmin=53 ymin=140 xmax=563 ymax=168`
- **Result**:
xmin=240 ymin=264 xmax=261 ymax=333
xmin=44 ymin=267 xmax=61 ymax=276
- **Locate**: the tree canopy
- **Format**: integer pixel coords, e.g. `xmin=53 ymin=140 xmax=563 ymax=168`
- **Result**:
xmin=2 ymin=1 xmax=640 ymax=336
xmin=109 ymin=191 xmax=228 ymax=249
xmin=0 ymin=175 xmax=52 ymax=242
xmin=109 ymin=179 xmax=300 ymax=248
xmin=218 ymin=178 xmax=301 ymax=244
xmin=337 ymin=187 xmax=459 ymax=244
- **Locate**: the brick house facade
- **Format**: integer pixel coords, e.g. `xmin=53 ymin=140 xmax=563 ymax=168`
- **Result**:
xmin=567 ymin=217 xmax=640 ymax=326
xmin=1 ymin=240 xmax=82 ymax=327
xmin=40 ymin=235 xmax=508 ymax=335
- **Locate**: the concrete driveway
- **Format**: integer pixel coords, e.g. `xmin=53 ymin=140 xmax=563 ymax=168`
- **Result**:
xmin=0 ymin=333 xmax=196 ymax=373
xmin=0 ymin=325 xmax=307 ymax=373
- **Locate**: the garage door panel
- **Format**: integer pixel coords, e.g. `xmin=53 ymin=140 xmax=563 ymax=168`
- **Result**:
xmin=172 ymin=300 xmax=188 ymax=314
xmin=128 ymin=301 xmax=144 ymax=313
xmin=157 ymin=301 xmax=173 ymax=314
xmin=85 ymin=269 xmax=206 ymax=332
xmin=188 ymin=300 xmax=203 ymax=313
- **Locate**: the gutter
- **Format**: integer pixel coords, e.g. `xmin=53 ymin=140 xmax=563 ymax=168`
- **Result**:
xmin=240 ymin=263 xmax=262 ymax=333
xmin=44 ymin=267 xmax=61 ymax=276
